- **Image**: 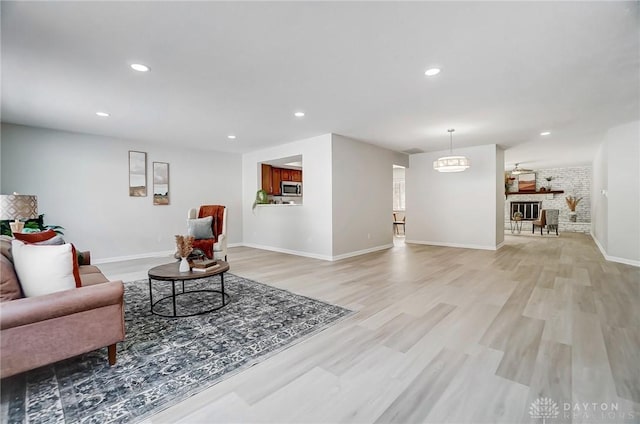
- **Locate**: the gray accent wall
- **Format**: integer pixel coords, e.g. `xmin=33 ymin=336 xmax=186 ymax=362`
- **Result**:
xmin=1 ymin=124 xmax=243 ymax=261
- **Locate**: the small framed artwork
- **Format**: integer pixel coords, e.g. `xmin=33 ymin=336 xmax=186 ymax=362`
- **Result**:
xmin=518 ymin=173 xmax=536 ymax=192
xmin=153 ymin=162 xmax=170 ymax=205
xmin=129 ymin=151 xmax=147 ymax=197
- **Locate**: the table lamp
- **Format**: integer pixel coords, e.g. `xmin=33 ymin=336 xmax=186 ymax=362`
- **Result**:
xmin=0 ymin=193 xmax=38 ymax=234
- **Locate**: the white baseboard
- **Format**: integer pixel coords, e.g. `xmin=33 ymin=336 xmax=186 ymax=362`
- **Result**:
xmin=94 ymin=250 xmax=174 ymax=264
xmin=241 ymin=243 xmax=333 ymax=261
xmin=590 ymin=231 xmax=607 ymax=258
xmin=240 ymin=243 xmax=393 ymax=261
xmin=405 ymin=239 xmax=500 ymax=251
xmin=590 ymin=232 xmax=640 ymax=267
xmin=496 ymin=241 xmax=505 ymax=250
xmin=331 ymin=244 xmax=393 ymax=261
xmin=94 ymin=242 xmax=243 ymax=264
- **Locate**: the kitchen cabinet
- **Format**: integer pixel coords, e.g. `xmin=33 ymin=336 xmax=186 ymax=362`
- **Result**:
xmin=261 ymin=164 xmax=302 ymax=194
xmin=261 ymin=163 xmax=273 ymax=194
xmin=272 ymin=167 xmax=282 ymax=195
xmin=277 ymin=168 xmax=302 ymax=182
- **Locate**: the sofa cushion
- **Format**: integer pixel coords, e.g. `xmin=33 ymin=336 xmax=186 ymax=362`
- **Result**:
xmin=14 ymin=229 xmax=57 ymax=244
xmin=79 ymin=265 xmax=102 ymax=275
xmin=0 ymin=235 xmax=13 ymax=262
xmin=0 ymin=254 xmax=22 ymax=302
xmin=11 ymin=240 xmax=80 ymax=297
xmin=187 ymin=216 xmax=214 ymax=240
xmin=80 ymin=272 xmax=109 ymax=287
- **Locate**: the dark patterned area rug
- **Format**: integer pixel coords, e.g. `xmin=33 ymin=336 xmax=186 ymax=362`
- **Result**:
xmin=1 ymin=274 xmax=352 ymax=423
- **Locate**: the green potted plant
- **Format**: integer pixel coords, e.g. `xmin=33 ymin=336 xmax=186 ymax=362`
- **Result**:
xmin=0 ymin=214 xmax=64 ymax=237
xmin=252 ymin=189 xmax=269 ymax=211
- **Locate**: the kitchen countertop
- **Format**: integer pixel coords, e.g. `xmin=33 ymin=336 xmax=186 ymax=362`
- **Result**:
xmin=255 ymin=203 xmax=302 ymax=207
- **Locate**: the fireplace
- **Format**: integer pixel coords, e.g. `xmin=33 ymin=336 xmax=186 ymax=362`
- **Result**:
xmin=510 ymin=201 xmax=541 ymax=221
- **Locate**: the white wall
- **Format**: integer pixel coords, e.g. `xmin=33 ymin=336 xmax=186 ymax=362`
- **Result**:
xmin=592 ymin=142 xmax=608 ymax=252
xmin=242 ymin=134 xmax=334 ymax=259
xmin=591 ymin=120 xmax=640 ymax=265
xmin=495 ymin=147 xmax=505 ymax=247
xmin=1 ymin=124 xmax=243 ymax=261
xmin=406 ymin=144 xmax=502 ymax=250
xmin=331 ymin=134 xmax=409 ymax=258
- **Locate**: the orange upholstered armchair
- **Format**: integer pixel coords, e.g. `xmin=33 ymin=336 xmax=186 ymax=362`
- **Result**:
xmin=187 ymin=205 xmax=228 ymax=261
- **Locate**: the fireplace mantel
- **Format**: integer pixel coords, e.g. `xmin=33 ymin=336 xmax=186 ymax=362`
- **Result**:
xmin=507 ymin=190 xmax=564 ymax=197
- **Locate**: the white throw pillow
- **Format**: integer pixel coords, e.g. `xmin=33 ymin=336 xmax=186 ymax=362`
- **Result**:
xmin=11 ymin=240 xmax=76 ymax=297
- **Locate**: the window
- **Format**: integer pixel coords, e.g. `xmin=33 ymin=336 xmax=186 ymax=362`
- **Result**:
xmin=393 ymin=169 xmax=405 ymax=210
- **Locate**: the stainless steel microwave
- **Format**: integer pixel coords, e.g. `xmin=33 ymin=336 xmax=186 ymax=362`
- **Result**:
xmin=281 ymin=181 xmax=302 ymax=196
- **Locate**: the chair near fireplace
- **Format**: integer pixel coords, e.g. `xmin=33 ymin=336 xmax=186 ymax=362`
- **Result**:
xmin=532 ymin=209 xmax=559 ymax=235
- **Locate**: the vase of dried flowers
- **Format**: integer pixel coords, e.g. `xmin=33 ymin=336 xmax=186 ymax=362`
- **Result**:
xmin=179 ymin=257 xmax=190 ymax=272
xmin=565 ymin=196 xmax=582 ymax=222
xmin=175 ymin=235 xmax=195 ymax=272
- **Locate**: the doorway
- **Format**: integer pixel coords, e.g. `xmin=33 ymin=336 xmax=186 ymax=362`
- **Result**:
xmin=393 ymin=165 xmax=406 ymax=242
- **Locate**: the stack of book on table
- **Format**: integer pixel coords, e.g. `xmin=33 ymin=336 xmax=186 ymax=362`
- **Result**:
xmin=191 ymin=259 xmax=219 ymax=272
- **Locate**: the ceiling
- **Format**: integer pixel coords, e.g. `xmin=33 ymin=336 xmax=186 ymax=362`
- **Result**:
xmin=2 ymin=2 xmax=638 ymax=169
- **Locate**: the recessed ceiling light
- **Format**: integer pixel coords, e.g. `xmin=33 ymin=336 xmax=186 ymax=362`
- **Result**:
xmin=425 ymin=68 xmax=441 ymax=76
xmin=227 ymin=135 xmax=236 ymax=140
xmin=130 ymin=63 xmax=150 ymax=72
xmin=96 ymin=112 xmax=110 ymax=117
xmin=294 ymin=112 xmax=305 ymax=117
xmin=540 ymin=131 xmax=551 ymax=136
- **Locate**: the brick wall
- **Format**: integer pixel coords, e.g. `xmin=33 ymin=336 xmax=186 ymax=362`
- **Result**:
xmin=504 ymin=166 xmax=591 ymax=233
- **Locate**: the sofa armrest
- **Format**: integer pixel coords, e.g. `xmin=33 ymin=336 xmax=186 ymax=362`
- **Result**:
xmin=0 ymin=280 xmax=124 ymax=330
xmin=78 ymin=250 xmax=91 ymax=265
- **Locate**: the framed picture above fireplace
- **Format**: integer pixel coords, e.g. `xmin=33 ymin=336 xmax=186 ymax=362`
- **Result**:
xmin=518 ymin=173 xmax=536 ymax=192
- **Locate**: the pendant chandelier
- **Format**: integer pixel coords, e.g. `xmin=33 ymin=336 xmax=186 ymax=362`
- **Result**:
xmin=433 ymin=129 xmax=470 ymax=173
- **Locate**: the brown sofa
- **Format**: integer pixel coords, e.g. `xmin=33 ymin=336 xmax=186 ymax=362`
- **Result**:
xmin=0 ymin=239 xmax=125 ymax=379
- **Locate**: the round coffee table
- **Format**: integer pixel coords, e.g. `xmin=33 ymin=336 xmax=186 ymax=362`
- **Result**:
xmin=147 ymin=260 xmax=230 ymax=318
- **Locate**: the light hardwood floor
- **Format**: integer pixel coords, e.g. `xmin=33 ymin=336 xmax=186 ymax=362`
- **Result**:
xmin=99 ymin=233 xmax=640 ymax=423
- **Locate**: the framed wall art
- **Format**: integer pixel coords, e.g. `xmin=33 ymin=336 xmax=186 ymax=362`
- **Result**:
xmin=153 ymin=162 xmax=170 ymax=205
xmin=129 ymin=151 xmax=147 ymax=197
xmin=518 ymin=173 xmax=536 ymax=192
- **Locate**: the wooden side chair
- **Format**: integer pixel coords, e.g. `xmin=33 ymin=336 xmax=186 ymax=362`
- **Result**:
xmin=532 ymin=209 xmax=559 ymax=235
xmin=393 ymin=212 xmax=406 ymax=235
